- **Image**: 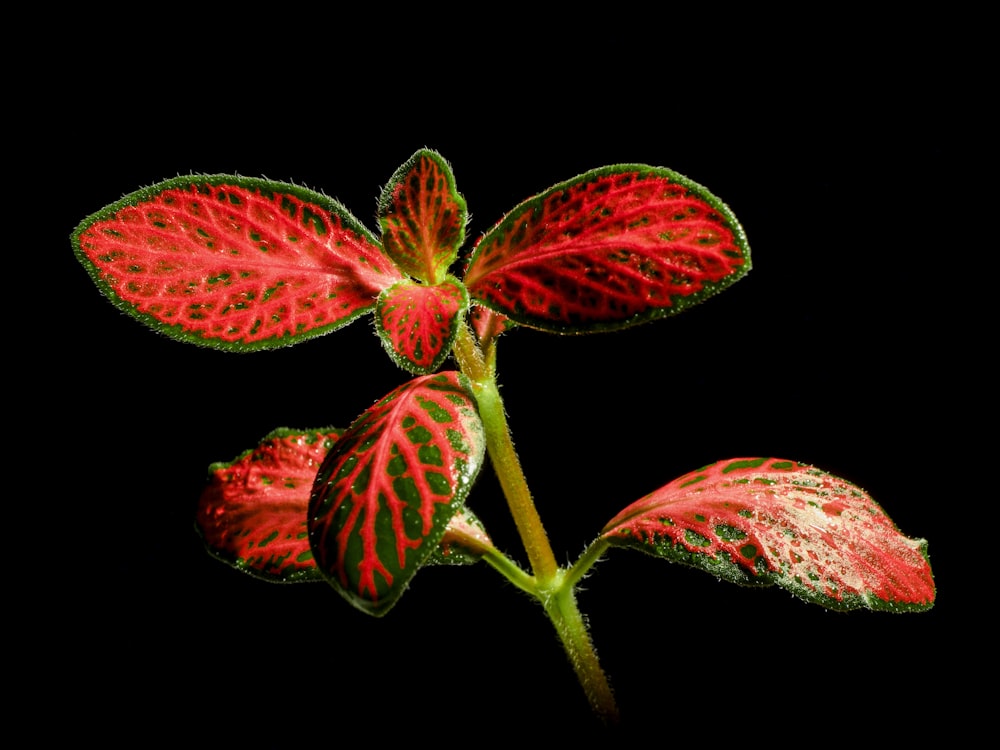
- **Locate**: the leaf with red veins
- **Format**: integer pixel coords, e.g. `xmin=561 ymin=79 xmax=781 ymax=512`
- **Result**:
xmin=196 ymin=428 xmax=342 ymax=582
xmin=464 ymin=165 xmax=750 ymax=332
xmin=379 ymin=149 xmax=467 ymax=284
xmin=73 ymin=176 xmax=403 ymax=351
xmin=375 ymin=277 xmax=468 ymax=375
xmin=197 ymin=427 xmax=491 ymax=583
xmin=602 ymin=458 xmax=934 ymax=612
xmin=308 ymin=372 xmax=486 ymax=615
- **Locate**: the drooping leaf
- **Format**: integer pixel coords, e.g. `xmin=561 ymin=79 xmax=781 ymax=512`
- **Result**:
xmin=196 ymin=427 xmax=342 ymax=582
xmin=379 ymin=149 xmax=467 ymax=284
xmin=309 ymin=372 xmax=486 ymax=615
xmin=374 ymin=277 xmax=468 ymax=374
xmin=464 ymin=165 xmax=750 ymax=332
xmin=73 ymin=176 xmax=402 ymax=350
xmin=196 ymin=427 xmax=491 ymax=583
xmin=602 ymin=458 xmax=934 ymax=612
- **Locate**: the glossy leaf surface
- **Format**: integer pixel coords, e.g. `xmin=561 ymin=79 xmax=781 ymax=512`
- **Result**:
xmin=309 ymin=372 xmax=486 ymax=615
xmin=375 ymin=277 xmax=468 ymax=374
xmin=197 ymin=427 xmax=492 ymax=583
xmin=464 ymin=166 xmax=750 ymax=332
xmin=379 ymin=149 xmax=467 ymax=284
xmin=73 ymin=176 xmax=402 ymax=350
xmin=196 ymin=428 xmax=341 ymax=582
xmin=602 ymin=458 xmax=934 ymax=612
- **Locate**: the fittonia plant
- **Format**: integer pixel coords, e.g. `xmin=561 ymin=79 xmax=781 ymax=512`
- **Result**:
xmin=72 ymin=149 xmax=935 ymax=723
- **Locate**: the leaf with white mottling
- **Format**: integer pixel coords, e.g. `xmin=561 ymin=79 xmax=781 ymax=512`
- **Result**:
xmin=602 ymin=458 xmax=934 ymax=612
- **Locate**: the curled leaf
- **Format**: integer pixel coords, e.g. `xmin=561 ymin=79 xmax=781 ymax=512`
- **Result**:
xmin=196 ymin=426 xmax=492 ymax=583
xmin=309 ymin=372 xmax=486 ymax=615
xmin=196 ymin=428 xmax=342 ymax=582
xmin=602 ymin=458 xmax=934 ymax=612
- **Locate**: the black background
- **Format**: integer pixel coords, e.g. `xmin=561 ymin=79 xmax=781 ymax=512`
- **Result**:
xmin=35 ymin=11 xmax=980 ymax=743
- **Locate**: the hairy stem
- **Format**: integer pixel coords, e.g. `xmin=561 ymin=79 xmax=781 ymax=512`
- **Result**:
xmin=453 ymin=324 xmax=619 ymax=723
xmin=454 ymin=325 xmax=557 ymax=580
xmin=543 ymin=577 xmax=618 ymax=725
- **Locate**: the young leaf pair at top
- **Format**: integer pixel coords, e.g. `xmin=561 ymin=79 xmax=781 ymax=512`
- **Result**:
xmin=71 ymin=149 xmax=751 ymax=374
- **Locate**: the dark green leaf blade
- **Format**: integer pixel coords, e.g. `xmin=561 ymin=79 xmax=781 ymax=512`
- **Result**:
xmin=602 ymin=458 xmax=934 ymax=612
xmin=309 ymin=372 xmax=486 ymax=615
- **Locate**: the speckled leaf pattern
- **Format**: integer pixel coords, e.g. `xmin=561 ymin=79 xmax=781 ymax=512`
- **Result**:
xmin=379 ymin=149 xmax=467 ymax=284
xmin=309 ymin=372 xmax=486 ymax=615
xmin=196 ymin=428 xmax=342 ymax=582
xmin=602 ymin=458 xmax=934 ymax=612
xmin=375 ymin=277 xmax=468 ymax=374
xmin=464 ymin=166 xmax=750 ymax=332
xmin=73 ymin=176 xmax=402 ymax=350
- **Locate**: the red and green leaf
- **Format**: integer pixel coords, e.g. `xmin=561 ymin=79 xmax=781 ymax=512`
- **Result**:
xmin=464 ymin=165 xmax=750 ymax=332
xmin=428 ymin=507 xmax=495 ymax=566
xmin=73 ymin=176 xmax=402 ymax=350
xmin=197 ymin=427 xmax=493 ymax=583
xmin=375 ymin=277 xmax=468 ymax=374
xmin=308 ymin=372 xmax=486 ymax=615
xmin=470 ymin=305 xmax=511 ymax=349
xmin=196 ymin=427 xmax=342 ymax=582
xmin=602 ymin=458 xmax=934 ymax=612
xmin=379 ymin=149 xmax=467 ymax=284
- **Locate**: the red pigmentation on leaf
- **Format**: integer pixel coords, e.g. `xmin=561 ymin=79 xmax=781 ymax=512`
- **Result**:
xmin=379 ymin=149 xmax=467 ymax=284
xmin=375 ymin=277 xmax=468 ymax=374
xmin=308 ymin=372 xmax=485 ymax=615
xmin=73 ymin=176 xmax=403 ymax=351
xmin=197 ymin=426 xmax=494 ymax=585
xmin=602 ymin=458 xmax=934 ymax=611
xmin=196 ymin=428 xmax=342 ymax=582
xmin=464 ymin=165 xmax=749 ymax=332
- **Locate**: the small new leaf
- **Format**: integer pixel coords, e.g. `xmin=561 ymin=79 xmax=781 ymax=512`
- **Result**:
xmin=308 ymin=372 xmax=486 ymax=615
xmin=602 ymin=458 xmax=934 ymax=612
xmin=379 ymin=149 xmax=467 ymax=284
xmin=375 ymin=277 xmax=469 ymax=374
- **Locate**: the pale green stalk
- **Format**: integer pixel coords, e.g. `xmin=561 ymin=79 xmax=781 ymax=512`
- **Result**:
xmin=453 ymin=324 xmax=618 ymax=723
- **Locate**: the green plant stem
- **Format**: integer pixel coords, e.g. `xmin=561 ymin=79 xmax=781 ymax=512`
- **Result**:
xmin=543 ymin=576 xmax=618 ymax=725
xmin=565 ymin=538 xmax=611 ymax=590
xmin=453 ymin=325 xmax=557 ymax=580
xmin=453 ymin=324 xmax=619 ymax=723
